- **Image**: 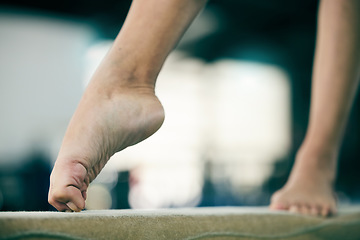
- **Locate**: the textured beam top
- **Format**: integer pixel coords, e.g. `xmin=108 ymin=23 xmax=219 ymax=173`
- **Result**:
xmin=1 ymin=206 xmax=360 ymax=240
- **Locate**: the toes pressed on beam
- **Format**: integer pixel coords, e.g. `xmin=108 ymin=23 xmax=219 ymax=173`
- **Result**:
xmin=0 ymin=207 xmax=360 ymax=240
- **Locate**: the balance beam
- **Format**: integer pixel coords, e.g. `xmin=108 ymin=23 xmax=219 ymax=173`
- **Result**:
xmin=1 ymin=207 xmax=360 ymax=240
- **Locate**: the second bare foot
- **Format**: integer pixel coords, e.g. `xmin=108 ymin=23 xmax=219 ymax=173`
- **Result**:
xmin=270 ymin=150 xmax=337 ymax=217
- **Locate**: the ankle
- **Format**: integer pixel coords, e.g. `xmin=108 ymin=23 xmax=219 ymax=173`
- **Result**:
xmin=297 ymin=145 xmax=338 ymax=162
xmin=88 ymin=48 xmax=162 ymax=94
xmin=88 ymin=66 xmax=157 ymax=98
xmin=293 ymin=146 xmax=338 ymax=183
xmin=104 ymin=46 xmax=162 ymax=86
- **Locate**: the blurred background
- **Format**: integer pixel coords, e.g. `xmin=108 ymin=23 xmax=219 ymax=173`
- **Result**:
xmin=0 ymin=0 xmax=359 ymax=211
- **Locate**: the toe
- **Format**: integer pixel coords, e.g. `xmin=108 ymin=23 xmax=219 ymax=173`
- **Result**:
xmin=270 ymin=192 xmax=289 ymax=210
xmin=66 ymin=202 xmax=79 ymax=212
xmin=63 ymin=186 xmax=85 ymax=212
xmin=321 ymin=206 xmax=330 ymax=217
xmin=289 ymin=205 xmax=300 ymax=214
xmin=81 ymin=190 xmax=87 ymax=201
xmin=299 ymin=205 xmax=311 ymax=215
xmin=269 ymin=201 xmax=289 ymax=210
xmin=49 ymin=186 xmax=85 ymax=212
xmin=310 ymin=205 xmax=320 ymax=216
xmin=49 ymin=199 xmax=71 ymax=212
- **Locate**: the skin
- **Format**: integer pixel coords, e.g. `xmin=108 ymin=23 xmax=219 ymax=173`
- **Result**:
xmin=49 ymin=0 xmax=360 ymax=216
xmin=270 ymin=0 xmax=360 ymax=217
xmin=48 ymin=0 xmax=208 ymax=212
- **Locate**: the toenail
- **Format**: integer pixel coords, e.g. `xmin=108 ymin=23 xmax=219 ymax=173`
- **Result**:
xmin=66 ymin=202 xmax=77 ymax=212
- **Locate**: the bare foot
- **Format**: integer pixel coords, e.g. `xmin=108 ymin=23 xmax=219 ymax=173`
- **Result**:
xmin=48 ymin=73 xmax=164 ymax=212
xmin=270 ymin=151 xmax=337 ymax=217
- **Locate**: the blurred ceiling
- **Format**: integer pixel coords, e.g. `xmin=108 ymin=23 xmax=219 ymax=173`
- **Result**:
xmin=0 ymin=0 xmax=318 ymax=39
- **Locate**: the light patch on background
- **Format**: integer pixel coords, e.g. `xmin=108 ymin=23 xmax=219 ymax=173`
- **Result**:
xmin=208 ymin=60 xmax=291 ymax=158
xmin=206 ymin=60 xmax=291 ymax=191
xmin=0 ymin=12 xmax=94 ymax=163
xmin=86 ymin=184 xmax=112 ymax=210
xmin=128 ymin=163 xmax=203 ymax=209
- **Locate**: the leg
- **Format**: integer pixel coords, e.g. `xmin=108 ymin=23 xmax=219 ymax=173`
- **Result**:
xmin=48 ymin=0 xmax=207 ymax=212
xmin=270 ymin=0 xmax=360 ymax=217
